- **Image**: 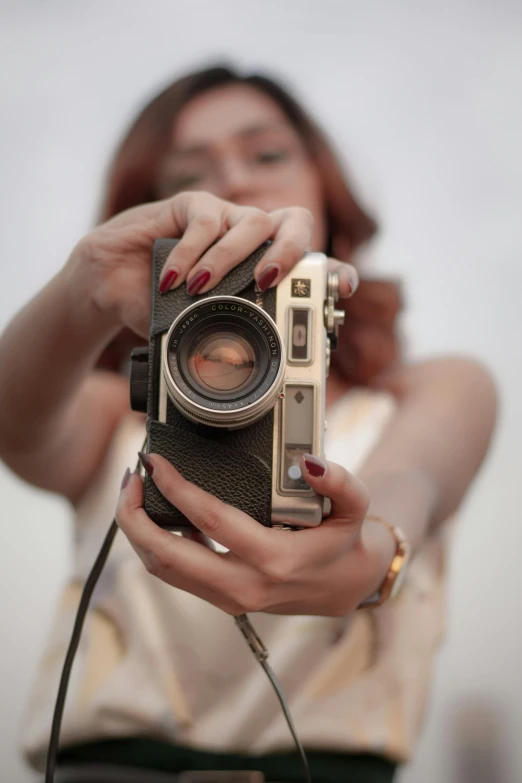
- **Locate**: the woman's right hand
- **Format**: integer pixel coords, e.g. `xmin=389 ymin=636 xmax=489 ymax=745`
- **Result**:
xmin=63 ymin=191 xmax=344 ymax=339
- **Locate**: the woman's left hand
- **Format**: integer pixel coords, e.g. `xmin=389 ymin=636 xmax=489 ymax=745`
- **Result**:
xmin=116 ymin=454 xmax=394 ymax=616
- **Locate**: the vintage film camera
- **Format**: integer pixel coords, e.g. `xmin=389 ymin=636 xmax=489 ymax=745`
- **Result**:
xmin=130 ymin=240 xmax=344 ymax=530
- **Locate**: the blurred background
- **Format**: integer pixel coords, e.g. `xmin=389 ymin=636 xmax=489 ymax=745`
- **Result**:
xmin=1 ymin=1 xmax=521 ymax=781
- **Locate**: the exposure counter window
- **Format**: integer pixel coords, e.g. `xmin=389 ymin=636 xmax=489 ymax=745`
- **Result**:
xmin=288 ymin=307 xmax=313 ymax=365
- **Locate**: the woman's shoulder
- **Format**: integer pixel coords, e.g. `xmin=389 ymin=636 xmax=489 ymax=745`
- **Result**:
xmin=376 ymin=356 xmax=496 ymax=398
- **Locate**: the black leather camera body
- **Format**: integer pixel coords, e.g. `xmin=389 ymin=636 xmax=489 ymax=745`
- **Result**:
xmin=129 ymin=239 xmax=344 ymax=532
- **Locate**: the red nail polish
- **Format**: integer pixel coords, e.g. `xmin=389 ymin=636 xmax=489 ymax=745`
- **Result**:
xmin=121 ymin=467 xmax=131 ymax=489
xmin=303 ymin=453 xmax=326 ymax=477
xmin=347 ymin=274 xmax=359 ymax=295
xmin=159 ymin=268 xmax=178 ymax=294
xmin=138 ymin=451 xmax=154 ymax=477
xmin=257 ymin=265 xmax=279 ymax=292
xmin=187 ymin=269 xmax=211 ymax=296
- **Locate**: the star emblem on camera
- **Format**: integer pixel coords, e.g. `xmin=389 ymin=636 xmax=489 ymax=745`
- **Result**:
xmin=292 ymin=278 xmax=311 ymax=297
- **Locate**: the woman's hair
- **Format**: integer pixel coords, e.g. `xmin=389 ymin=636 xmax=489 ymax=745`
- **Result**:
xmin=97 ymin=64 xmax=402 ymax=385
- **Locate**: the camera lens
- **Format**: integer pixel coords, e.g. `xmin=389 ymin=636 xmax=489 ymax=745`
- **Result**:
xmin=163 ymin=296 xmax=284 ymax=428
xmin=179 ymin=315 xmax=268 ymax=403
xmin=186 ymin=327 xmax=257 ymax=395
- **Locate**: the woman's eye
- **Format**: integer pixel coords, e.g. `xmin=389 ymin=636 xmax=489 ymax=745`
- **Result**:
xmin=254 ymin=149 xmax=289 ymax=164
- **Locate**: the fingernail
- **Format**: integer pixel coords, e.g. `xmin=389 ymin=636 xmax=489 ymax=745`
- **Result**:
xmin=138 ymin=451 xmax=154 ymax=477
xmin=303 ymin=453 xmax=326 ymax=477
xmin=121 ymin=467 xmax=131 ymax=489
xmin=159 ymin=268 xmax=178 ymax=294
xmin=345 ymin=270 xmax=359 ymax=297
xmin=187 ymin=268 xmax=211 ymax=296
xmin=256 ymin=264 xmax=279 ymax=292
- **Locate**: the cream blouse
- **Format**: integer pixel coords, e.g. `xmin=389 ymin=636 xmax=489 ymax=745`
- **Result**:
xmin=20 ymin=388 xmax=452 ymax=772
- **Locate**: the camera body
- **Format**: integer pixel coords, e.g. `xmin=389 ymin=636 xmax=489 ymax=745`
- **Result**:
xmin=130 ymin=239 xmax=344 ymax=531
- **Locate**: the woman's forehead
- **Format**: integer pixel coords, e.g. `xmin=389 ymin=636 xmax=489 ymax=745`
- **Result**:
xmin=170 ymin=84 xmax=293 ymax=150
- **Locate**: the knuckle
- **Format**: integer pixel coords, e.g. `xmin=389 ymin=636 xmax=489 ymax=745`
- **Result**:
xmin=144 ymin=558 xmax=159 ymax=578
xmin=195 ymin=212 xmax=219 ymax=230
xmin=337 ymin=470 xmax=354 ymax=497
xmin=143 ymin=549 xmax=169 ymax=579
xmin=75 ymin=233 xmax=98 ymax=264
xmin=114 ymin=506 xmax=127 ymax=530
xmin=258 ymin=553 xmax=291 ymax=585
xmin=245 ymin=209 xmax=273 ymax=232
xmin=238 ymin=585 xmax=270 ymax=613
xmin=191 ymin=502 xmax=223 ymax=537
xmin=209 ymin=241 xmax=236 ymax=266
xmin=338 ymin=471 xmax=370 ymax=519
xmin=176 ymin=189 xmax=210 ymax=204
xmin=172 ymin=190 xmax=188 ymax=203
xmin=290 ymin=206 xmax=314 ymax=227
xmin=278 ymin=237 xmax=305 ymax=261
xmin=170 ymin=191 xmax=191 ymax=211
xmin=173 ymin=240 xmax=201 ymax=265
xmin=218 ymin=600 xmax=244 ymax=616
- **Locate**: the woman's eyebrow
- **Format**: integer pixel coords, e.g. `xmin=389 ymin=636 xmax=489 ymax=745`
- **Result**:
xmin=167 ymin=145 xmax=212 ymax=160
xmin=170 ymin=122 xmax=289 ymax=159
xmin=236 ymin=121 xmax=288 ymax=139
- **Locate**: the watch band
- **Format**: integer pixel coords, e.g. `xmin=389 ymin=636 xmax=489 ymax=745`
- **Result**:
xmin=357 ymin=515 xmax=410 ymax=609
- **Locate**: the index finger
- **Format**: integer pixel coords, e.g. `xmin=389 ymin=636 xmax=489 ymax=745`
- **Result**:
xmin=253 ymin=207 xmax=314 ymax=290
xmin=141 ymin=452 xmax=278 ymax=563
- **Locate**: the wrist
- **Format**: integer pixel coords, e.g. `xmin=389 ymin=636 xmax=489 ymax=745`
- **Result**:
xmin=361 ymin=515 xmax=397 ymax=589
xmin=359 ymin=515 xmax=410 ymax=609
xmin=52 ymin=266 xmax=123 ymax=376
xmin=60 ymin=246 xmax=123 ymax=340
xmin=359 ymin=467 xmax=438 ymax=557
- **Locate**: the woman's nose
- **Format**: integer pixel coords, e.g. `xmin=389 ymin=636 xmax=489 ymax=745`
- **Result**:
xmin=218 ymin=157 xmax=258 ymax=202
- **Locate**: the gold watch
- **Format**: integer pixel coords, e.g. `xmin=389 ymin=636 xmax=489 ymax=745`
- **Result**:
xmin=357 ymin=515 xmax=410 ymax=609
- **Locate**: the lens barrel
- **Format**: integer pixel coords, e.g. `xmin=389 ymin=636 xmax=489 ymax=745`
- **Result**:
xmin=163 ymin=296 xmax=285 ymax=428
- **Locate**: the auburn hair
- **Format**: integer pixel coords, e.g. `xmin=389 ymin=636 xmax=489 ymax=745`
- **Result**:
xmin=96 ymin=65 xmax=402 ymax=385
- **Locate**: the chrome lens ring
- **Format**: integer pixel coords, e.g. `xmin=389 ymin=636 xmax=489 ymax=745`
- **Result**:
xmin=162 ymin=296 xmax=285 ymax=428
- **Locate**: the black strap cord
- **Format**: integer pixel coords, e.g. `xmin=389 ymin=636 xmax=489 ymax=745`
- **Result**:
xmin=45 ymin=445 xmax=312 ymax=783
xmin=235 ymin=614 xmax=312 ymax=783
xmin=44 ymin=443 xmax=145 ymax=783
xmin=44 ymin=516 xmax=119 ymax=783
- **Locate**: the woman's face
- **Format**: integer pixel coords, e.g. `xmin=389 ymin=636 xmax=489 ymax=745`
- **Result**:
xmin=155 ymin=84 xmax=327 ymax=252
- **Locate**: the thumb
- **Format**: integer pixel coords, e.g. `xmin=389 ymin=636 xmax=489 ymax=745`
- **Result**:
xmin=300 ymin=454 xmax=370 ymax=523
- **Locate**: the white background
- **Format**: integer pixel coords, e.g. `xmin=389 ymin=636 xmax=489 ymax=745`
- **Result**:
xmin=1 ymin=1 xmax=521 ymax=781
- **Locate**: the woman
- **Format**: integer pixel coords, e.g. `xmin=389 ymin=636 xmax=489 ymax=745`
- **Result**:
xmin=0 ymin=66 xmax=496 ymax=783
